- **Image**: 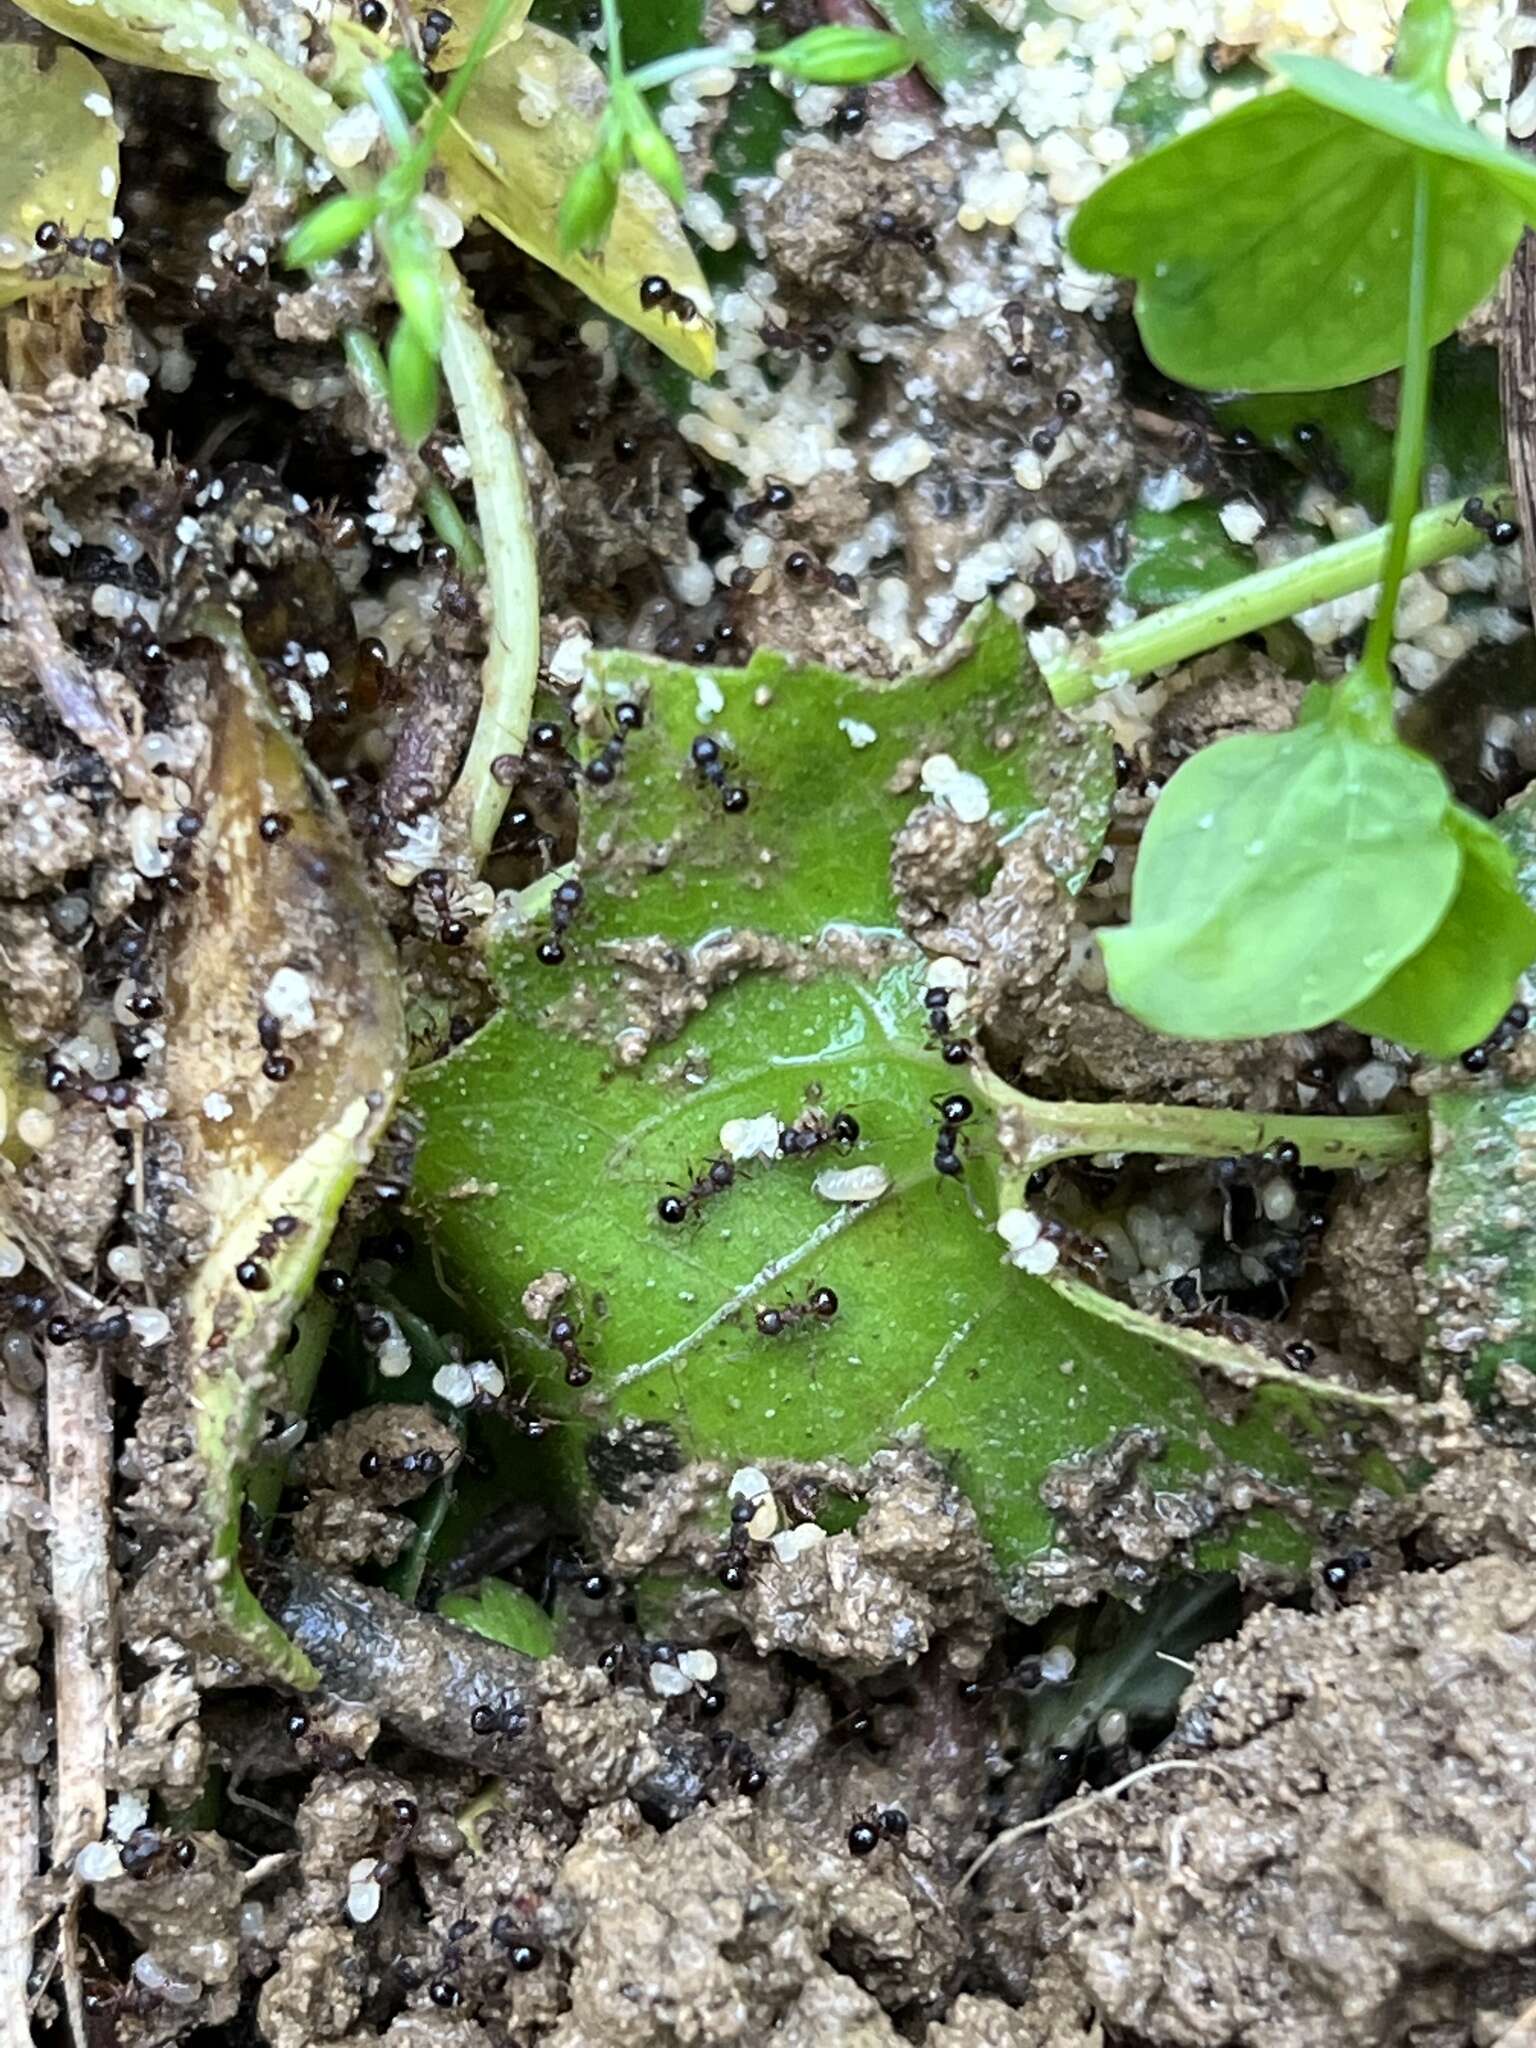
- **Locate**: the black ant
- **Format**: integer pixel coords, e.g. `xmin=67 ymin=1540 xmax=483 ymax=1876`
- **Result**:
xmin=740 ymin=478 xmax=795 ymax=524
xmin=256 ymin=1008 xmax=293 ymax=1083
xmin=759 ymin=317 xmax=835 ymax=361
xmin=1291 ymin=420 xmax=1352 ymax=497
xmin=546 ymin=1308 xmax=593 ymax=1388
xmin=415 ymin=868 xmax=471 ymax=947
xmin=368 ymin=1797 xmax=419 ymax=1889
xmin=783 ymin=547 xmax=859 ymax=601
xmin=638 ymin=274 xmax=702 ymax=326
xmin=997 ymin=297 xmax=1033 ymax=377
xmin=866 ymin=207 xmax=936 ymax=258
xmin=778 ymin=1108 xmax=860 ymax=1157
xmin=847 ymin=1806 xmax=909 ymax=1856
xmin=469 ymin=1695 xmax=527 ymax=1738
xmin=537 ymin=877 xmax=584 ymax=967
xmin=690 ymin=734 xmax=749 ymax=814
xmin=657 ymin=1155 xmax=737 ymax=1225
xmin=755 ymin=1285 xmax=838 ymax=1336
xmin=922 ymin=985 xmax=971 ymax=1066
xmin=1460 ymin=495 xmax=1520 ymax=547
xmin=1038 ymin=1216 xmax=1110 ymax=1276
xmin=934 ymin=1126 xmax=966 ymax=1180
xmin=119 ymin=1827 xmax=198 ymax=1881
xmin=577 ymin=699 xmax=645 ymax=793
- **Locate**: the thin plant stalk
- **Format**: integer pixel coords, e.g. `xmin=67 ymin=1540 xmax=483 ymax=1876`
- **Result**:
xmin=438 ymin=261 xmax=541 ymax=868
xmin=341 ymin=328 xmax=485 ymax=576
xmin=975 ymin=1069 xmax=1429 ymax=1175
xmin=1040 ymin=489 xmax=1486 ymax=708
xmin=1358 ymin=161 xmax=1436 ymax=704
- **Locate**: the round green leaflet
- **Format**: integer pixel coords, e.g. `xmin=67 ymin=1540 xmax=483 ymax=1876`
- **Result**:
xmin=1343 ymin=806 xmax=1536 ymax=1058
xmin=1068 ymin=55 xmax=1536 ymax=392
xmin=1098 ymin=721 xmax=1460 ymax=1040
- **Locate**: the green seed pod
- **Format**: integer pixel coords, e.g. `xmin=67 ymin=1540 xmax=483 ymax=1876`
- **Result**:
xmin=557 ymin=154 xmax=619 ymax=256
xmin=387 ymin=319 xmax=439 ymax=447
xmin=623 ymin=94 xmax=686 ymax=210
xmin=768 ymin=27 xmax=911 ymax=85
xmin=283 ymin=190 xmax=379 ymax=270
xmin=384 ymin=208 xmax=444 ymax=355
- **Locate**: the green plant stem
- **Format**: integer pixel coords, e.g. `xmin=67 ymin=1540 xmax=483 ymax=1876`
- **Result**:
xmin=1041 ymin=489 xmax=1490 ymax=708
xmin=627 ymin=46 xmax=756 ymax=92
xmin=976 ymin=1070 xmax=1428 ymax=1175
xmin=600 ymin=0 xmax=624 ymax=82
xmin=438 ymin=263 xmax=541 ymax=868
xmin=1358 ymin=159 xmax=1435 ymax=701
xmin=342 ymin=328 xmax=485 ymax=575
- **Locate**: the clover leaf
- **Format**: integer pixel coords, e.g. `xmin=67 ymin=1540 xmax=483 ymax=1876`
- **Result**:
xmin=1099 ymin=719 xmax=1461 ymax=1040
xmin=1068 ymin=0 xmax=1536 ymax=392
xmin=1343 ymin=806 xmax=1536 ymax=1057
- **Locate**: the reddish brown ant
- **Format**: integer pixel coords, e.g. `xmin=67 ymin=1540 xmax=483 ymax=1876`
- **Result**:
xmin=545 ymin=1308 xmax=593 ymax=1387
xmin=759 ymin=317 xmax=836 ymax=361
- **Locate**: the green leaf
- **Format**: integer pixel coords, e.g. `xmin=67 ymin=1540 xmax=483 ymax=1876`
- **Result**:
xmin=1069 ymin=75 xmax=1535 ymax=392
xmin=0 ymin=45 xmax=119 ymax=305
xmin=409 ymin=965 xmax=1334 ymax=1591
xmin=1344 ymin=806 xmax=1536 ymax=1057
xmin=1121 ymin=503 xmax=1255 ymax=609
xmin=865 ymin=0 xmax=1018 ymax=89
xmin=439 ymin=1576 xmax=556 ymax=1656
xmin=431 ymin=21 xmax=716 ymax=376
xmin=769 ymin=27 xmax=912 ymax=85
xmin=1101 ymin=721 xmax=1459 ymax=1038
xmin=489 ymin=610 xmax=1113 ymax=1016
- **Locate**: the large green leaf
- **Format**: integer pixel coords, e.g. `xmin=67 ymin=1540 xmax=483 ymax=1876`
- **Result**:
xmin=410 ymin=965 xmax=1334 ymax=1592
xmin=492 ymin=610 xmax=1113 ymax=1020
xmin=1069 ymin=52 xmax=1536 ymax=392
xmin=1101 ymin=721 xmax=1459 ymax=1039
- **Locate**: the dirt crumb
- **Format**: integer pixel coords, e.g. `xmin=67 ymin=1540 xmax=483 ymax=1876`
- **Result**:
xmin=13 ymin=1097 xmax=124 ymax=1271
xmin=1027 ymin=1556 xmax=1536 ymax=2048
xmin=257 ymin=1925 xmax=366 ymax=2048
xmin=1307 ymin=1163 xmax=1428 ymax=1373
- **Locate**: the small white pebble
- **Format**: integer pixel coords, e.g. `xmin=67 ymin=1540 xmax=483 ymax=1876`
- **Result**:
xmin=469 ymin=1360 xmax=505 ymax=1399
xmin=1039 ymin=1645 xmax=1075 ymax=1683
xmin=813 ymin=1164 xmax=890 ymax=1204
xmin=201 ymin=1092 xmax=233 ymax=1122
xmin=838 ymin=717 xmax=877 ymax=749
